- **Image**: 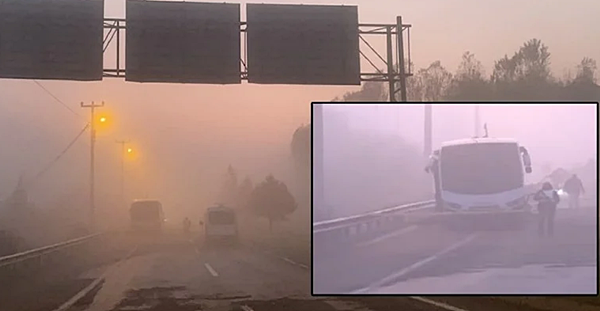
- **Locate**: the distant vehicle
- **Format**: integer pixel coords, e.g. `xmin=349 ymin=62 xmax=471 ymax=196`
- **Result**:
xmin=201 ymin=205 xmax=239 ymax=245
xmin=129 ymin=199 xmax=165 ymax=232
xmin=427 ymin=137 xmax=533 ymax=214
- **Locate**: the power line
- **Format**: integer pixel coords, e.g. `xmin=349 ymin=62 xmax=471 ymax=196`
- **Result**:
xmin=28 ymin=123 xmax=90 ymax=187
xmin=32 ymin=80 xmax=81 ymax=117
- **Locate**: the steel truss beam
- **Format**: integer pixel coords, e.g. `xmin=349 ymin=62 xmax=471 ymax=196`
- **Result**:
xmin=102 ymin=17 xmax=412 ymax=101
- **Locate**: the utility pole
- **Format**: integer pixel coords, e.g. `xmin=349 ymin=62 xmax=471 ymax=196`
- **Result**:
xmin=474 ymin=105 xmax=481 ymax=137
xmin=424 ymin=104 xmax=433 ymax=157
xmin=81 ymin=101 xmax=104 ymax=229
xmin=116 ymin=139 xmax=130 ymax=204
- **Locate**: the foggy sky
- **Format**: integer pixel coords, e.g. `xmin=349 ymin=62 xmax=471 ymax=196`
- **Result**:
xmin=326 ymin=103 xmax=598 ymax=183
xmin=1 ymin=0 xmax=599 ymax=220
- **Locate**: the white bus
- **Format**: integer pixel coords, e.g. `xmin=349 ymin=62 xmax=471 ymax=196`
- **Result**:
xmin=428 ymin=137 xmax=533 ymax=213
xmin=202 ymin=205 xmax=239 ymax=245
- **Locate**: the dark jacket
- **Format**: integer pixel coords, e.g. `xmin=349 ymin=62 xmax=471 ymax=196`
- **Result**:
xmin=533 ymin=189 xmax=560 ymax=209
xmin=563 ymin=177 xmax=584 ymax=195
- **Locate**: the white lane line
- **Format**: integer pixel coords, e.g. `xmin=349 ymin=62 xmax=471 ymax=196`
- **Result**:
xmin=410 ymin=296 xmax=470 ymax=311
xmin=52 ymin=245 xmax=139 ymax=311
xmin=53 ymin=274 xmax=105 ymax=311
xmin=280 ymin=256 xmax=309 ymax=270
xmin=353 ymin=233 xmax=479 ymax=293
xmin=204 ymin=262 xmax=219 ymax=277
xmin=357 ymin=225 xmax=418 ymax=247
xmin=240 ymin=305 xmax=254 ymax=311
xmin=282 ymin=257 xmax=297 ymax=265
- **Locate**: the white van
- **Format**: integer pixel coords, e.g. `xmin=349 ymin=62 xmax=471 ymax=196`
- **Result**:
xmin=129 ymin=199 xmax=165 ymax=233
xmin=202 ymin=205 xmax=239 ymax=245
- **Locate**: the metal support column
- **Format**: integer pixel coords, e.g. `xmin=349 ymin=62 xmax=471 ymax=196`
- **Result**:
xmin=397 ymin=16 xmax=408 ymax=102
xmin=386 ymin=26 xmax=396 ymax=102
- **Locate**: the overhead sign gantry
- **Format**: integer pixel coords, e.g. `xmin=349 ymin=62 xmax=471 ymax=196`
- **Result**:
xmin=0 ymin=0 xmax=412 ymax=100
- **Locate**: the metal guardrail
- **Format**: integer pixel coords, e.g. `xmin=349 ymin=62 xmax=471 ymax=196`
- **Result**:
xmin=313 ymin=200 xmax=435 ymax=233
xmin=313 ymin=182 xmax=581 ymax=238
xmin=0 ymin=232 xmax=104 ymax=268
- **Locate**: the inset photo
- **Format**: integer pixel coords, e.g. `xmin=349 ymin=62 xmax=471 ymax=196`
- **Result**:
xmin=312 ymin=102 xmax=598 ymax=295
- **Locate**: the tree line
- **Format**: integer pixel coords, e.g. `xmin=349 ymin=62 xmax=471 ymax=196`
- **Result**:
xmin=406 ymin=38 xmax=599 ymax=102
xmin=325 ymin=38 xmax=599 ymax=103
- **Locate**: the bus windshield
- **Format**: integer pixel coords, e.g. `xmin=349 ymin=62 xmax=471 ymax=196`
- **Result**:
xmin=208 ymin=210 xmax=235 ymax=225
xmin=130 ymin=201 xmax=162 ymax=222
xmin=440 ymin=142 xmax=524 ymax=195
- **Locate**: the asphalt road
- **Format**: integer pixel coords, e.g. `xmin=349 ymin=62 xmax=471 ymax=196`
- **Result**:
xmin=314 ymin=206 xmax=597 ymax=296
xmin=2 ymin=206 xmax=596 ymax=311
xmin=13 ymin=230 xmax=497 ymax=311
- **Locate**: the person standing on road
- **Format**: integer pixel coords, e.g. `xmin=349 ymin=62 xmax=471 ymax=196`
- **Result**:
xmin=533 ymin=182 xmax=560 ymax=237
xmin=425 ymin=150 xmax=443 ymax=212
xmin=563 ymin=174 xmax=585 ymax=209
xmin=183 ymin=217 xmax=191 ymax=235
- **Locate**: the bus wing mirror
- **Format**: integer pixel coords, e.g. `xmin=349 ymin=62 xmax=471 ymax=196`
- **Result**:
xmin=525 ymin=166 xmax=532 ymax=174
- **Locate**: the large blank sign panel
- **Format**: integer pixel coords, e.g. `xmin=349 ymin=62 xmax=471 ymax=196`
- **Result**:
xmin=0 ymin=0 xmax=104 ymax=81
xmin=126 ymin=0 xmax=241 ymax=84
xmin=246 ymin=4 xmax=360 ymax=85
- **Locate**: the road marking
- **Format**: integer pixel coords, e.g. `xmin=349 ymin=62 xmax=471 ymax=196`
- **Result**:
xmin=357 ymin=225 xmax=418 ymax=247
xmin=53 ymin=274 xmax=105 ymax=311
xmin=204 ymin=262 xmax=219 ymax=277
xmin=280 ymin=256 xmax=309 ymax=270
xmin=353 ymin=233 xmax=479 ymax=293
xmin=282 ymin=257 xmax=297 ymax=265
xmin=410 ymin=296 xmax=470 ymax=311
xmin=52 ymin=245 xmax=139 ymax=311
xmin=240 ymin=305 xmax=254 ymax=311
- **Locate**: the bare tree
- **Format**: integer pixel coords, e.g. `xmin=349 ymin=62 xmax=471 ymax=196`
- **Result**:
xmin=418 ymin=61 xmax=453 ymax=101
xmin=515 ymin=38 xmax=552 ymax=83
xmin=447 ymin=52 xmax=491 ymax=100
xmin=575 ymin=57 xmax=597 ymax=84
